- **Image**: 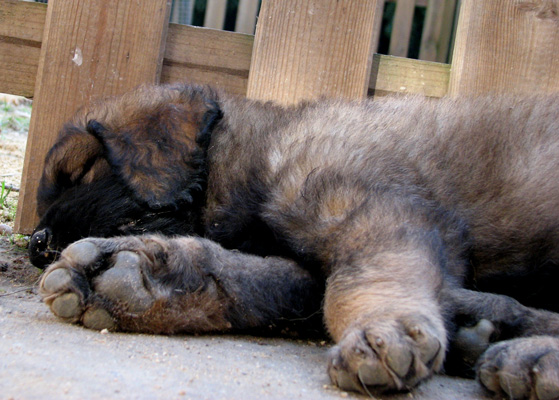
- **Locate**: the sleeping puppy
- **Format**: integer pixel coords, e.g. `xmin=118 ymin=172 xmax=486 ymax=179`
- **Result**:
xmin=31 ymin=83 xmax=559 ymax=399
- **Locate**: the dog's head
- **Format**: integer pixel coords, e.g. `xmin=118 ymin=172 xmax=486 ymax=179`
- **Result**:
xmin=29 ymin=83 xmax=222 ymax=268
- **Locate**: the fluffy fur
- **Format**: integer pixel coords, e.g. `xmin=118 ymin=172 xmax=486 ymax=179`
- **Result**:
xmin=32 ymin=83 xmax=559 ymax=399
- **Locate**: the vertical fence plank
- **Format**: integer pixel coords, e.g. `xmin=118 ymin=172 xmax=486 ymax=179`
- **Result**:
xmin=235 ymin=0 xmax=260 ymax=34
xmin=247 ymin=0 xmax=383 ymax=105
xmin=389 ymin=0 xmax=416 ymax=57
xmin=0 ymin=0 xmax=45 ymax=99
xmin=419 ymin=0 xmax=457 ymax=62
xmin=204 ymin=0 xmax=227 ymax=30
xmin=171 ymin=0 xmax=194 ymax=24
xmin=15 ymin=0 xmax=172 ymax=234
xmin=449 ymin=0 xmax=559 ymax=96
xmin=436 ymin=0 xmax=457 ymax=63
xmin=374 ymin=0 xmax=386 ymax=55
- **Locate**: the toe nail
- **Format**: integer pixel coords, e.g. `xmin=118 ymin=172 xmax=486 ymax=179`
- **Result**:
xmin=536 ymin=380 xmax=559 ymax=400
xmin=336 ymin=370 xmax=362 ymax=392
xmin=421 ymin=336 xmax=442 ymax=365
xmin=410 ymin=326 xmax=422 ymax=338
xmin=42 ymin=268 xmax=71 ymax=293
xmin=478 ymin=367 xmax=500 ymax=392
xmin=358 ymin=363 xmax=392 ymax=387
xmin=51 ymin=292 xmax=81 ymax=320
xmin=83 ymin=308 xmax=116 ymax=331
xmin=499 ymin=373 xmax=528 ymax=399
xmin=387 ymin=349 xmax=413 ymax=378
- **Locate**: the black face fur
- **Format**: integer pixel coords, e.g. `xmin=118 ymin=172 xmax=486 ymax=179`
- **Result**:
xmin=29 ymin=173 xmax=203 ymax=268
xmin=29 ymin=84 xmax=221 ymax=268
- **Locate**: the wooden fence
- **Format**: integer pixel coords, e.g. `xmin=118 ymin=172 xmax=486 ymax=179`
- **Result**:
xmin=1 ymin=0 xmax=559 ymax=233
xmin=26 ymin=0 xmax=458 ymax=61
xmin=176 ymin=0 xmax=458 ymax=62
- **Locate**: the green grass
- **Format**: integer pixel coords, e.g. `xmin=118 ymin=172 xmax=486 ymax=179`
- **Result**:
xmin=9 ymin=234 xmax=29 ymax=249
xmin=0 ymin=100 xmax=32 ymax=133
xmin=0 ymin=181 xmax=17 ymax=223
xmin=0 ymin=181 xmax=11 ymax=209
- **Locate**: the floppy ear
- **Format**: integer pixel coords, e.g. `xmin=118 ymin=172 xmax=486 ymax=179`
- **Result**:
xmin=37 ymin=126 xmax=109 ymax=216
xmin=87 ymin=96 xmax=222 ymax=209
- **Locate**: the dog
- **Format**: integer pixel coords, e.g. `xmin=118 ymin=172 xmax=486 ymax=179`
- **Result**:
xmin=31 ymin=83 xmax=559 ymax=399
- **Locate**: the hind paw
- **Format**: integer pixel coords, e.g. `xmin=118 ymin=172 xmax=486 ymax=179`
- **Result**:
xmin=328 ymin=313 xmax=446 ymax=395
xmin=478 ymin=336 xmax=559 ymax=400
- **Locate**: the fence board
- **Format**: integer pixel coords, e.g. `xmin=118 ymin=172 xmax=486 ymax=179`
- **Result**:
xmin=389 ymin=0 xmax=416 ymax=57
xmin=247 ymin=0 xmax=383 ymax=104
xmin=437 ymin=0 xmax=457 ymax=63
xmin=15 ymin=0 xmax=172 ymax=234
xmin=370 ymin=55 xmax=449 ymax=97
xmin=449 ymin=0 xmax=559 ymax=96
xmin=235 ymin=0 xmax=260 ymax=34
xmin=0 ymin=1 xmax=452 ymax=100
xmin=0 ymin=0 xmax=45 ymax=98
xmin=161 ymin=24 xmax=253 ymax=95
xmin=419 ymin=0 xmax=457 ymax=62
xmin=204 ymin=0 xmax=227 ymax=30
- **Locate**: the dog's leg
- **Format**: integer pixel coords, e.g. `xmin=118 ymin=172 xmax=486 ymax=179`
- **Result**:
xmin=39 ymin=235 xmax=323 ymax=334
xmin=324 ymin=247 xmax=448 ymax=394
xmin=443 ymin=288 xmax=559 ymax=400
xmin=267 ymin=176 xmax=457 ymax=393
xmin=285 ymin=190 xmax=454 ymax=394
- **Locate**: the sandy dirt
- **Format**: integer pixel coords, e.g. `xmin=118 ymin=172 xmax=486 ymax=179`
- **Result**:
xmin=0 ymin=97 xmax=492 ymax=400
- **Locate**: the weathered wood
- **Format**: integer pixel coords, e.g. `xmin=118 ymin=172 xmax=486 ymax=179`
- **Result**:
xmin=449 ymin=0 xmax=559 ymax=96
xmin=0 ymin=0 xmax=45 ymax=98
xmin=419 ymin=0 xmax=457 ymax=62
xmin=391 ymin=0 xmax=427 ymax=6
xmin=170 ymin=0 xmax=194 ymax=24
xmin=161 ymin=24 xmax=253 ymax=95
xmin=370 ymin=54 xmax=449 ymax=97
xmin=235 ymin=0 xmax=260 ymax=34
xmin=374 ymin=0 xmax=386 ymax=56
xmin=0 ymin=3 xmax=451 ymax=100
xmin=203 ymin=0 xmax=227 ymax=30
xmin=388 ymin=0 xmax=428 ymax=5
xmin=389 ymin=0 xmax=416 ymax=57
xmin=0 ymin=1 xmax=451 ymax=100
xmin=247 ymin=0 xmax=383 ymax=104
xmin=15 ymin=0 xmax=172 ymax=234
xmin=437 ymin=0 xmax=458 ymax=63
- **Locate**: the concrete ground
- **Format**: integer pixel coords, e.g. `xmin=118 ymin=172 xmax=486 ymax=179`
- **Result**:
xmin=1 ymin=276 xmax=491 ymax=400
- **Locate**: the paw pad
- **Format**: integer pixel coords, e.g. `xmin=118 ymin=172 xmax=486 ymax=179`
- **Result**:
xmin=478 ymin=337 xmax=559 ymax=400
xmin=42 ymin=268 xmax=72 ymax=293
xmin=83 ymin=308 xmax=116 ymax=331
xmin=63 ymin=241 xmax=102 ymax=267
xmin=51 ymin=292 xmax=82 ymax=320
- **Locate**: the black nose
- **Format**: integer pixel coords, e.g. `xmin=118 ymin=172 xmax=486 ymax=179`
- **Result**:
xmin=30 ymin=228 xmax=50 ymax=252
xmin=29 ymin=228 xmax=54 ymax=268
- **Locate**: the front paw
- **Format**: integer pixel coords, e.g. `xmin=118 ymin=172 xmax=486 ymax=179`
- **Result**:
xmin=39 ymin=240 xmax=119 ymax=329
xmin=478 ymin=337 xmax=559 ymax=400
xmin=39 ymin=236 xmax=232 ymax=334
xmin=39 ymin=240 xmax=154 ymax=330
xmin=328 ymin=313 xmax=446 ymax=395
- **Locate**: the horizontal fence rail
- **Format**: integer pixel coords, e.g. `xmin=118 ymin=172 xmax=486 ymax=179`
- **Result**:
xmin=0 ymin=1 xmax=450 ymax=99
